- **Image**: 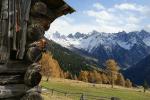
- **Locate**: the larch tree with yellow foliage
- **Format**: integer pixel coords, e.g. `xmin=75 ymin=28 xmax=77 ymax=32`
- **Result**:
xmin=125 ymin=79 xmax=132 ymax=88
xmin=39 ymin=52 xmax=62 ymax=81
xmin=116 ymin=73 xmax=125 ymax=86
xmin=78 ymin=70 xmax=89 ymax=82
xmin=93 ymin=70 xmax=102 ymax=84
xmin=106 ymin=59 xmax=119 ymax=88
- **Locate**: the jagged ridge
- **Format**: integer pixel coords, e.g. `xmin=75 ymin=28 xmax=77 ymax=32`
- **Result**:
xmin=46 ymin=30 xmax=150 ymax=68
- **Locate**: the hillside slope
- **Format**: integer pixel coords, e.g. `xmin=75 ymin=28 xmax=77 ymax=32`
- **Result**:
xmin=46 ymin=39 xmax=101 ymax=76
xmin=123 ymin=55 xmax=150 ymax=85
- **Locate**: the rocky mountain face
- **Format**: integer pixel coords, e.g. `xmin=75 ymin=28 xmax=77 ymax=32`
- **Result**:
xmin=123 ymin=55 xmax=150 ymax=85
xmin=45 ymin=30 xmax=150 ymax=68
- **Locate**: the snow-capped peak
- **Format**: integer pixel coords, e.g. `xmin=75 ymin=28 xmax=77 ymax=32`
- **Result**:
xmin=45 ymin=30 xmax=150 ymax=52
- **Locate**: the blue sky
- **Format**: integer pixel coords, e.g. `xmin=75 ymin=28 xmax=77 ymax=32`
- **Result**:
xmin=47 ymin=0 xmax=150 ymax=35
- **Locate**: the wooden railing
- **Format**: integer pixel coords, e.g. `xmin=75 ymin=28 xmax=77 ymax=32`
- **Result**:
xmin=41 ymin=86 xmax=121 ymax=100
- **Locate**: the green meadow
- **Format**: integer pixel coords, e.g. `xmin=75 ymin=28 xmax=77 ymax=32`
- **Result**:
xmin=40 ymin=78 xmax=150 ymax=100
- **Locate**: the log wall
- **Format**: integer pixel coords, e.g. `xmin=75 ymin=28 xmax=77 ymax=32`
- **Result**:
xmin=0 ymin=0 xmax=74 ymax=99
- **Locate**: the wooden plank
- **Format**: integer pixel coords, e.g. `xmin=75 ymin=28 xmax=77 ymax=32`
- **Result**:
xmin=40 ymin=0 xmax=75 ymax=13
xmin=17 ymin=0 xmax=31 ymax=59
xmin=41 ymin=0 xmax=64 ymax=9
xmin=21 ymin=92 xmax=42 ymax=100
xmin=0 ymin=0 xmax=10 ymax=63
xmin=0 ymin=60 xmax=29 ymax=74
xmin=0 ymin=75 xmax=24 ymax=85
xmin=0 ymin=84 xmax=29 ymax=99
xmin=24 ymin=63 xmax=42 ymax=87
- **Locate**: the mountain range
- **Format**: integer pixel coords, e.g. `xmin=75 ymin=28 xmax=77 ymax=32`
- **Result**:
xmin=46 ymin=30 xmax=150 ymax=69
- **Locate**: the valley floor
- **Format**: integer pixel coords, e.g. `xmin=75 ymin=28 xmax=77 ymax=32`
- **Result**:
xmin=40 ymin=78 xmax=150 ymax=100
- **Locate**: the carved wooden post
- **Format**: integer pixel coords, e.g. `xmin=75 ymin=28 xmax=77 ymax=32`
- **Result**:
xmin=0 ymin=0 xmax=74 ymax=99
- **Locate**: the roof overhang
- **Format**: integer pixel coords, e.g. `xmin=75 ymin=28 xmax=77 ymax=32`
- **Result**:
xmin=40 ymin=0 xmax=75 ymax=17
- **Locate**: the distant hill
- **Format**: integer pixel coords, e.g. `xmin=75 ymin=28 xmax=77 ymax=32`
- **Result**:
xmin=123 ymin=55 xmax=150 ymax=85
xmin=46 ymin=39 xmax=102 ymax=76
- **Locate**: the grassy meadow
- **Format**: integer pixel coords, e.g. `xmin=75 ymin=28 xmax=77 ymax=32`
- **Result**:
xmin=40 ymin=78 xmax=150 ymax=100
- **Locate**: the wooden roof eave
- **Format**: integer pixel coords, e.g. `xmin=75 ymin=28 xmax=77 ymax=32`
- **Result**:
xmin=40 ymin=0 xmax=75 ymax=16
xmin=40 ymin=0 xmax=75 ymax=23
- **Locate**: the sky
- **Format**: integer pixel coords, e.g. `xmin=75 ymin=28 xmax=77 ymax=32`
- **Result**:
xmin=46 ymin=0 xmax=150 ymax=35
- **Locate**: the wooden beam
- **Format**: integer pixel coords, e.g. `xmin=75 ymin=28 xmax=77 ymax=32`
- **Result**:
xmin=54 ymin=4 xmax=72 ymax=17
xmin=0 ymin=61 xmax=29 ymax=74
xmin=0 ymin=84 xmax=29 ymax=99
xmin=24 ymin=63 xmax=42 ymax=87
xmin=0 ymin=75 xmax=24 ymax=85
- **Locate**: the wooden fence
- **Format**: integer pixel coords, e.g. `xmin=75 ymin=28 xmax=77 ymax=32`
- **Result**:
xmin=41 ymin=86 xmax=121 ymax=100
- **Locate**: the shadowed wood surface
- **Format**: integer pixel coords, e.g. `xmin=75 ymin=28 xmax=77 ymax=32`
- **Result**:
xmin=21 ymin=92 xmax=43 ymax=100
xmin=0 ymin=75 xmax=24 ymax=85
xmin=0 ymin=84 xmax=29 ymax=99
xmin=40 ymin=0 xmax=75 ymax=12
xmin=0 ymin=0 xmax=75 ymax=99
xmin=0 ymin=61 xmax=29 ymax=74
xmin=24 ymin=63 xmax=42 ymax=87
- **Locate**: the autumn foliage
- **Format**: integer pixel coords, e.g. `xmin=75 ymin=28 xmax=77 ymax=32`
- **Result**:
xmin=39 ymin=53 xmax=132 ymax=88
xmin=125 ymin=79 xmax=132 ymax=88
xmin=106 ymin=59 xmax=119 ymax=88
xmin=116 ymin=73 xmax=125 ymax=86
xmin=39 ymin=52 xmax=62 ymax=81
xmin=78 ymin=70 xmax=89 ymax=82
xmin=78 ymin=59 xmax=132 ymax=88
xmin=78 ymin=70 xmax=106 ymax=84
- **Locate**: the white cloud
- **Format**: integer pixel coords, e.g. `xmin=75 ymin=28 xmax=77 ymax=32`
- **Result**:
xmin=46 ymin=17 xmax=98 ymax=35
xmin=115 ymin=3 xmax=138 ymax=11
xmin=126 ymin=16 xmax=141 ymax=24
xmin=93 ymin=3 xmax=105 ymax=10
xmin=86 ymin=10 xmax=116 ymax=21
xmin=84 ymin=2 xmax=149 ymax=33
xmin=115 ymin=3 xmax=148 ymax=14
xmin=46 ymin=2 xmax=150 ymax=35
xmin=148 ymin=25 xmax=150 ymax=28
xmin=144 ymin=24 xmax=150 ymax=32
